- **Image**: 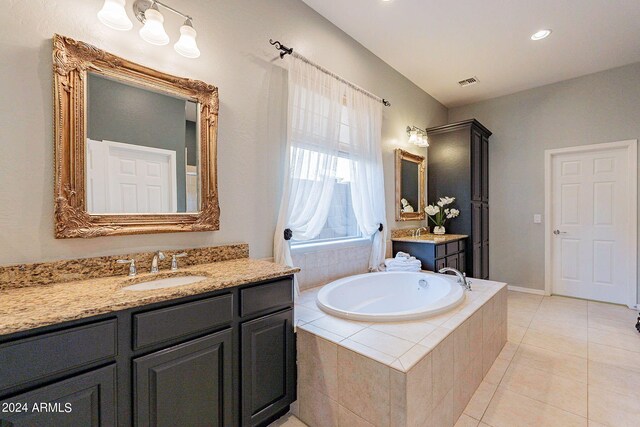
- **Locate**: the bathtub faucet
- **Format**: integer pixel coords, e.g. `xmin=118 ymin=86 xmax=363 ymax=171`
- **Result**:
xmin=438 ymin=267 xmax=472 ymax=291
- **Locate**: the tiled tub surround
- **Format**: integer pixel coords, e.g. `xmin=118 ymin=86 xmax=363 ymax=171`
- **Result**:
xmin=0 ymin=244 xmax=298 ymax=335
xmin=294 ymin=278 xmax=507 ymax=426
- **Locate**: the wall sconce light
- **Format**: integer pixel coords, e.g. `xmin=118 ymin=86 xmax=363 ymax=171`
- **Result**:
xmin=406 ymin=126 xmax=429 ymax=147
xmin=98 ymin=0 xmax=133 ymax=31
xmin=97 ymin=0 xmax=201 ymax=58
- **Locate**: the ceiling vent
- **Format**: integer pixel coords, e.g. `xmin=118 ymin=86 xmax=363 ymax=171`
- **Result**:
xmin=458 ymin=76 xmax=479 ymax=87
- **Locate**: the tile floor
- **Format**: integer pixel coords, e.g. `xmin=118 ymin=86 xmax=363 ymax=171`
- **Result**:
xmin=271 ymin=291 xmax=640 ymax=427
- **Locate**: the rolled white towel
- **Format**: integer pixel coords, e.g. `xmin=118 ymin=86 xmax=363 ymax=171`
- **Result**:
xmin=385 ymin=258 xmax=422 ymax=268
xmin=395 ymin=251 xmax=411 ymax=259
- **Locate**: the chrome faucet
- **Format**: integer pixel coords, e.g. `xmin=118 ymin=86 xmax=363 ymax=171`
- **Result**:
xmin=117 ymin=259 xmax=137 ymax=277
xmin=412 ymin=227 xmax=429 ymax=237
xmin=150 ymin=251 xmax=166 ymax=273
xmin=171 ymin=253 xmax=187 ymax=271
xmin=439 ymin=267 xmax=472 ymax=291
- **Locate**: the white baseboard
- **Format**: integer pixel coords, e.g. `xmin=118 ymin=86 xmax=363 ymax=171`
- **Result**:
xmin=507 ymin=285 xmax=546 ymax=295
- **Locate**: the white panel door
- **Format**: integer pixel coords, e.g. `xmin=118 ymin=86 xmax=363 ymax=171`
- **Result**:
xmin=87 ymin=139 xmax=177 ymax=214
xmin=551 ymin=147 xmax=630 ymax=304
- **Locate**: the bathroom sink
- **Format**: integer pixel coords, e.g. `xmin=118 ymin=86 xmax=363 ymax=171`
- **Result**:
xmin=122 ymin=275 xmax=208 ymax=291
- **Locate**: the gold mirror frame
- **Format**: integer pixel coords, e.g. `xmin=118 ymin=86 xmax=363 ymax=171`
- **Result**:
xmin=395 ymin=149 xmax=426 ymax=221
xmin=52 ymin=34 xmax=219 ymax=238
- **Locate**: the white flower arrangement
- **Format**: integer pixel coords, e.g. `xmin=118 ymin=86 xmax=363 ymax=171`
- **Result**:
xmin=425 ymin=196 xmax=459 ymax=229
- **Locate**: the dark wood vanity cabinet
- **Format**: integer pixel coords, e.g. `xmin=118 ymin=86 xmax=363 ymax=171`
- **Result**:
xmin=0 ymin=275 xmax=296 ymax=427
xmin=427 ymin=119 xmax=492 ymax=279
xmin=393 ymin=238 xmax=467 ymax=273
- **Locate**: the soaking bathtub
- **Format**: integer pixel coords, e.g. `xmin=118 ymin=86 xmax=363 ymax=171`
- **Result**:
xmin=315 ymin=271 xmax=465 ymax=322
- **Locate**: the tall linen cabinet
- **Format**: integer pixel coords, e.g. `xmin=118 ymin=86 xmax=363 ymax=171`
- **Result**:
xmin=427 ymin=119 xmax=492 ymax=279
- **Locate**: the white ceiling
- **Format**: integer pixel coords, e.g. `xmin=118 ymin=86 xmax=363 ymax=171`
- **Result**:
xmin=301 ymin=0 xmax=640 ymax=107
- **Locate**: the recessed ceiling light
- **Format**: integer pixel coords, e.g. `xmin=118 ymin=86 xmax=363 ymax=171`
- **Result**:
xmin=531 ymin=29 xmax=552 ymax=41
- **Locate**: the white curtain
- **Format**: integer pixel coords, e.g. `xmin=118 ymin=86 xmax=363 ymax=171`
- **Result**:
xmin=274 ymin=55 xmax=387 ymax=293
xmin=345 ymin=89 xmax=387 ymax=272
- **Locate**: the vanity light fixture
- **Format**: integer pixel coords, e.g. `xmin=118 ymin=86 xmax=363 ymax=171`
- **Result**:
xmin=139 ymin=3 xmax=170 ymax=45
xmin=97 ymin=0 xmax=133 ymax=31
xmin=174 ymin=19 xmax=201 ymax=58
xmin=97 ymin=0 xmax=201 ymax=58
xmin=407 ymin=126 xmax=429 ymax=148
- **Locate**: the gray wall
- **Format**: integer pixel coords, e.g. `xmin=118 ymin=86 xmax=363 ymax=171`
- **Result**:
xmin=87 ymin=74 xmax=188 ymax=211
xmin=0 ymin=0 xmax=446 ymax=265
xmin=449 ymin=62 xmax=640 ymax=300
xmin=185 ymin=121 xmax=197 ymax=167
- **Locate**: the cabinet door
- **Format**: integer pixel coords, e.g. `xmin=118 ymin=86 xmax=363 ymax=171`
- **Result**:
xmin=435 ymin=258 xmax=446 ymax=272
xmin=0 ymin=365 xmax=116 ymax=427
xmin=482 ymin=204 xmax=489 ymax=244
xmin=471 ymin=130 xmax=482 ymax=201
xmin=446 ymin=254 xmax=459 ymax=270
xmin=241 ymin=309 xmax=295 ymax=426
xmin=482 ymin=135 xmax=489 ymax=201
xmin=482 ymin=243 xmax=490 ymax=279
xmin=473 ymin=244 xmax=482 ymax=279
xmin=134 ymin=330 xmax=232 ymax=427
xmin=458 ymin=252 xmax=466 ymax=275
xmin=471 ymin=202 xmax=482 ymax=245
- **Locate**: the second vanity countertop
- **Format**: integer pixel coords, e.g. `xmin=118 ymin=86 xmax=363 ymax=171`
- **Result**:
xmin=391 ymin=233 xmax=468 ymax=244
xmin=0 ymin=258 xmax=299 ymax=336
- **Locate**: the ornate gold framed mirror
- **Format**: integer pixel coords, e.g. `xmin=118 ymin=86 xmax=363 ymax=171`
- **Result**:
xmin=395 ymin=149 xmax=426 ymax=221
xmin=53 ymin=34 xmax=219 ymax=238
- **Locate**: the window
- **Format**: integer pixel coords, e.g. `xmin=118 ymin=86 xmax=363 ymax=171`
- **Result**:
xmin=291 ymin=106 xmax=362 ymax=245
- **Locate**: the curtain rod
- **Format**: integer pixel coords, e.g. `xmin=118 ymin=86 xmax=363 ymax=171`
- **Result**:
xmin=269 ymin=39 xmax=391 ymax=107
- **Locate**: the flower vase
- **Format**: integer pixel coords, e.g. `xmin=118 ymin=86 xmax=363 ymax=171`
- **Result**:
xmin=433 ymin=226 xmax=446 ymax=235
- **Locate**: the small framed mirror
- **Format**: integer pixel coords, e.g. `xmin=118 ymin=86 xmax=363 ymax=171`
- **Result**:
xmin=53 ymin=35 xmax=219 ymax=238
xmin=395 ymin=149 xmax=426 ymax=221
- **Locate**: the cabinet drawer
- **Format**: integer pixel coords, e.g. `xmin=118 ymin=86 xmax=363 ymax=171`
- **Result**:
xmin=458 ymin=240 xmax=466 ymax=252
xmin=435 ymin=244 xmax=446 ymax=259
xmin=0 ymin=320 xmax=117 ymax=392
xmin=446 ymin=242 xmax=460 ymax=255
xmin=240 ymin=279 xmax=293 ymax=317
xmin=133 ymin=294 xmax=233 ymax=350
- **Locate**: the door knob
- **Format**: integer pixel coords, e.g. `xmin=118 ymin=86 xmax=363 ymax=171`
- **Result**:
xmin=553 ymin=230 xmax=567 ymax=235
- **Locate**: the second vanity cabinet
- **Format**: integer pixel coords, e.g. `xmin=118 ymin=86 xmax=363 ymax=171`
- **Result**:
xmin=0 ymin=275 xmax=296 ymax=427
xmin=392 ymin=237 xmax=467 ymax=273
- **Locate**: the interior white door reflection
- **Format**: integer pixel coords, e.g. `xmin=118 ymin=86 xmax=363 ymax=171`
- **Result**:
xmin=87 ymin=139 xmax=177 ymax=213
xmin=550 ymin=146 xmax=630 ymax=304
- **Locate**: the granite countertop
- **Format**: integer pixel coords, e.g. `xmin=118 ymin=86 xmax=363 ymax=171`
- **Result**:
xmin=0 ymin=258 xmax=299 ymax=336
xmin=391 ymin=233 xmax=469 ymax=244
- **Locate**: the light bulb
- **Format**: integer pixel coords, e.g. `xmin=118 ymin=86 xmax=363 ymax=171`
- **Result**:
xmin=174 ymin=20 xmax=200 ymax=58
xmin=409 ymin=129 xmax=418 ymax=144
xmin=531 ymin=29 xmax=552 ymax=41
xmin=97 ymin=0 xmax=133 ymax=31
xmin=139 ymin=6 xmax=169 ymax=45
